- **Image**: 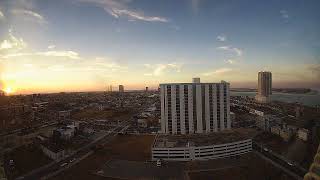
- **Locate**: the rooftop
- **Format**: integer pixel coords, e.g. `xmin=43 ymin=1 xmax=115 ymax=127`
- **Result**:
xmin=159 ymin=82 xmax=229 ymax=85
xmin=153 ymin=128 xmax=257 ymax=148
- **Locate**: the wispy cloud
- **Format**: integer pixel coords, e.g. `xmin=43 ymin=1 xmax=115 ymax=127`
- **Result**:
xmin=0 ymin=10 xmax=4 ymax=20
xmin=225 ymin=59 xmax=235 ymax=64
xmin=202 ymin=68 xmax=232 ymax=76
xmin=217 ymin=46 xmax=243 ymax=56
xmin=78 ymin=0 xmax=168 ymax=23
xmin=217 ymin=34 xmax=227 ymax=42
xmin=144 ymin=63 xmax=182 ymax=76
xmin=0 ymin=29 xmax=27 ymax=52
xmin=48 ymin=45 xmax=56 ymax=49
xmin=280 ymin=10 xmax=289 ymax=20
xmin=3 ymin=51 xmax=80 ymax=60
xmin=38 ymin=51 xmax=80 ymax=59
xmin=11 ymin=9 xmax=46 ymax=24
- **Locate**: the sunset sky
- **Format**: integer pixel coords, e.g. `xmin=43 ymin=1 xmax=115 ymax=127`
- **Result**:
xmin=0 ymin=0 xmax=319 ymax=94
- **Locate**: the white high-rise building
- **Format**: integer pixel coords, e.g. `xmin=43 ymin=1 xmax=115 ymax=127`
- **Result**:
xmin=255 ymin=71 xmax=272 ymax=103
xmin=160 ymin=78 xmax=231 ymax=134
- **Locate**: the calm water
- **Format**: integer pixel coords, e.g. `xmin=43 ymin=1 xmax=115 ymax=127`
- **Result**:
xmin=231 ymin=91 xmax=320 ymax=107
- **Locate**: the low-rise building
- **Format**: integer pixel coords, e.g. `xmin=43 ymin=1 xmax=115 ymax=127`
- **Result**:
xmin=297 ymin=128 xmax=309 ymax=141
xmin=40 ymin=143 xmax=65 ymax=161
xmin=271 ymin=124 xmax=297 ymax=142
xmin=58 ymin=110 xmax=71 ymax=120
xmin=137 ymin=119 xmax=148 ymax=128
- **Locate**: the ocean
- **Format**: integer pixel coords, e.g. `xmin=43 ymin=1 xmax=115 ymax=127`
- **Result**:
xmin=231 ymin=91 xmax=320 ymax=107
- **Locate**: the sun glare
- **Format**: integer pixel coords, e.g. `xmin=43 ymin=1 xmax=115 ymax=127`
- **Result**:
xmin=4 ymin=87 xmax=14 ymax=94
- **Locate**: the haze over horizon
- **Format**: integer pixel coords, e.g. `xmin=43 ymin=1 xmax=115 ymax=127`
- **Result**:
xmin=0 ymin=0 xmax=319 ymax=94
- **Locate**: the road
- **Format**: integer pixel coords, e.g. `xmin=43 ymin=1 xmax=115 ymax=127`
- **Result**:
xmin=14 ymin=122 xmax=130 ymax=180
xmin=0 ymin=121 xmax=58 ymax=137
xmin=252 ymin=141 xmax=307 ymax=180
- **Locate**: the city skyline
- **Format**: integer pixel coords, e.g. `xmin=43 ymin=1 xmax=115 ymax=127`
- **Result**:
xmin=0 ymin=0 xmax=320 ymax=94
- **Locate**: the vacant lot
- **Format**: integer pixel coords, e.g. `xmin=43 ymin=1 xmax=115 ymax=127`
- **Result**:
xmin=71 ymin=108 xmax=135 ymax=123
xmin=254 ymin=132 xmax=288 ymax=154
xmin=51 ymin=135 xmax=155 ymax=180
xmin=72 ymin=108 xmax=115 ymax=120
xmin=188 ymin=153 xmax=292 ymax=180
xmin=108 ymin=135 xmax=155 ymax=161
xmin=5 ymin=144 xmax=52 ymax=179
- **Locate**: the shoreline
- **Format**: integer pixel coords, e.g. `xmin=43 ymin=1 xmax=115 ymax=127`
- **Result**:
xmin=230 ymin=89 xmax=319 ymax=95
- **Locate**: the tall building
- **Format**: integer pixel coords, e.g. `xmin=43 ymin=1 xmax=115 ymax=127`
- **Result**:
xmin=119 ymin=85 xmax=124 ymax=92
xmin=255 ymin=71 xmax=272 ymax=103
xmin=146 ymin=87 xmax=149 ymax=92
xmin=160 ymin=78 xmax=231 ymax=134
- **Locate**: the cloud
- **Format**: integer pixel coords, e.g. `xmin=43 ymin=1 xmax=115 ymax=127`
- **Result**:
xmin=0 ymin=29 xmax=27 ymax=52
xmin=202 ymin=68 xmax=232 ymax=76
xmin=144 ymin=63 xmax=182 ymax=76
xmin=225 ymin=59 xmax=235 ymax=64
xmin=11 ymin=9 xmax=46 ymax=24
xmin=48 ymin=45 xmax=56 ymax=49
xmin=217 ymin=34 xmax=227 ymax=42
xmin=0 ymin=10 xmax=4 ymax=20
xmin=3 ymin=51 xmax=80 ymax=60
xmin=233 ymin=48 xmax=242 ymax=56
xmin=78 ymin=0 xmax=168 ymax=23
xmin=217 ymin=46 xmax=243 ymax=56
xmin=37 ymin=51 xmax=80 ymax=59
xmin=280 ymin=10 xmax=289 ymax=19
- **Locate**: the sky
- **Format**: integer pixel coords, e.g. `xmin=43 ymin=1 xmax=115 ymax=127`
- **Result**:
xmin=0 ymin=0 xmax=319 ymax=94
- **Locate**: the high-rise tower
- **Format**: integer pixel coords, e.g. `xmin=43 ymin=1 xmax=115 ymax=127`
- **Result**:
xmin=255 ymin=71 xmax=272 ymax=103
xmin=119 ymin=85 xmax=124 ymax=92
xmin=160 ymin=78 xmax=231 ymax=134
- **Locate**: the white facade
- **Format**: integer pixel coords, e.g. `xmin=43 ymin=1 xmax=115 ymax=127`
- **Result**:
xmin=160 ymin=78 xmax=231 ymax=134
xmin=152 ymin=139 xmax=252 ymax=161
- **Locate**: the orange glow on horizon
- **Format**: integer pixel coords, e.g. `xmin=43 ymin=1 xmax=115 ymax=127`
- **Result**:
xmin=3 ymin=86 xmax=15 ymax=95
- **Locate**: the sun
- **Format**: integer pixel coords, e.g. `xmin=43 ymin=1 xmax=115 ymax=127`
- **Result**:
xmin=4 ymin=87 xmax=14 ymax=94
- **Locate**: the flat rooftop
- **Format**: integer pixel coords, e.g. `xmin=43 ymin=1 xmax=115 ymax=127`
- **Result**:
xmin=153 ymin=128 xmax=258 ymax=148
xmin=159 ymin=82 xmax=229 ymax=85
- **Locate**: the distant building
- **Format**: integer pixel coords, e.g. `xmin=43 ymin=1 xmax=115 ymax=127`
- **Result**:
xmin=297 ymin=128 xmax=309 ymax=141
xmin=119 ymin=85 xmax=124 ymax=92
xmin=271 ymin=124 xmax=297 ymax=142
xmin=52 ymin=122 xmax=78 ymax=141
xmin=295 ymin=106 xmax=304 ymax=119
xmin=192 ymin=77 xmax=201 ymax=83
xmin=137 ymin=119 xmax=148 ymax=128
xmin=58 ymin=110 xmax=71 ymax=120
xmin=160 ymin=78 xmax=231 ymax=134
xmin=40 ymin=143 xmax=65 ymax=161
xmin=145 ymin=87 xmax=149 ymax=92
xmin=255 ymin=71 xmax=272 ymax=103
